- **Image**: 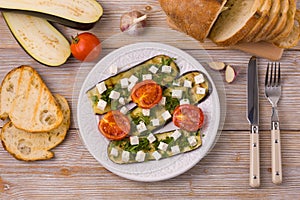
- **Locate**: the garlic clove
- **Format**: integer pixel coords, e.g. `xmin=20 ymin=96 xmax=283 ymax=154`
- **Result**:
xmin=120 ymin=10 xmax=147 ymax=35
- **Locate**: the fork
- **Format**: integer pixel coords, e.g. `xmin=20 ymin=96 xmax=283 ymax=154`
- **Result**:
xmin=265 ymin=62 xmax=282 ymax=185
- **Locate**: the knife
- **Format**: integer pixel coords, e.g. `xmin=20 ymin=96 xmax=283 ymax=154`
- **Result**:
xmin=247 ymin=56 xmax=260 ymax=188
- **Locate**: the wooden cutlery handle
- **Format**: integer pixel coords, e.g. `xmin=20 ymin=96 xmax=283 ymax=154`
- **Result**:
xmin=250 ymin=126 xmax=260 ymax=188
xmin=271 ymin=123 xmax=282 ymax=184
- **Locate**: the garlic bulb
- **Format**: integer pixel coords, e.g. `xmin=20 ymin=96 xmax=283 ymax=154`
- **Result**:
xmin=120 ymin=10 xmax=147 ymax=35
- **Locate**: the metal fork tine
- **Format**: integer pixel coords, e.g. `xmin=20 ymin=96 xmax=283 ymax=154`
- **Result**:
xmin=274 ymin=63 xmax=277 ymax=86
xmin=278 ymin=63 xmax=281 ymax=86
xmin=265 ymin=63 xmax=270 ymax=86
xmin=270 ymin=63 xmax=273 ymax=86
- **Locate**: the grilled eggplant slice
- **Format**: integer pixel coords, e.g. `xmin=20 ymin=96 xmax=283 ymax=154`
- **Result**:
xmin=0 ymin=0 xmax=103 ymax=30
xmin=108 ymin=129 xmax=202 ymax=164
xmin=87 ymin=55 xmax=180 ymax=115
xmin=127 ymin=71 xmax=211 ymax=136
xmin=3 ymin=12 xmax=71 ymax=67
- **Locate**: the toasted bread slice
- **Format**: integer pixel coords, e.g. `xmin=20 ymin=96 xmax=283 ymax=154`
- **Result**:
xmin=0 ymin=94 xmax=70 ymax=161
xmin=159 ymin=0 xmax=227 ymax=42
xmin=270 ymin=0 xmax=296 ymax=42
xmin=241 ymin=0 xmax=272 ymax=42
xmin=265 ymin=0 xmax=289 ymax=40
xmin=252 ymin=0 xmax=281 ymax=42
xmin=209 ymin=0 xmax=263 ymax=46
xmin=0 ymin=66 xmax=63 ymax=132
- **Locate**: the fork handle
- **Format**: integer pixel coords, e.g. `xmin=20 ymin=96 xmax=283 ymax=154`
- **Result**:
xmin=272 ymin=122 xmax=282 ymax=184
xmin=250 ymin=125 xmax=260 ymax=188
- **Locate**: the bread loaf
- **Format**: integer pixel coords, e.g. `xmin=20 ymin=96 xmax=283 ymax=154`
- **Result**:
xmin=0 ymin=66 xmax=63 ymax=132
xmin=0 ymin=94 xmax=70 ymax=161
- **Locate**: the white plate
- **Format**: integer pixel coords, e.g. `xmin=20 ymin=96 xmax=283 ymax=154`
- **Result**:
xmin=77 ymin=42 xmax=220 ymax=182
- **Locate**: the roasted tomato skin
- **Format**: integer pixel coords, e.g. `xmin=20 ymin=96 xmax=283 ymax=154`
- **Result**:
xmin=131 ymin=80 xmax=162 ymax=109
xmin=70 ymin=32 xmax=101 ymax=62
xmin=99 ymin=110 xmax=130 ymax=140
xmin=172 ymin=104 xmax=204 ymax=131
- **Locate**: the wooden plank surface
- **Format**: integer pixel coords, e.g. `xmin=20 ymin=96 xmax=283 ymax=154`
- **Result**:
xmin=0 ymin=0 xmax=300 ymax=199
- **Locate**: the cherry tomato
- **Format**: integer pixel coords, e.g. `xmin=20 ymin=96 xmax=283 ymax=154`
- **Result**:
xmin=98 ymin=110 xmax=130 ymax=140
xmin=172 ymin=104 xmax=204 ymax=131
xmin=131 ymin=80 xmax=162 ymax=109
xmin=70 ymin=32 xmax=101 ymax=62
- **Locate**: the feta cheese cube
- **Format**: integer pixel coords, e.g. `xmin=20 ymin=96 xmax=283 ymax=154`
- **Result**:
xmin=135 ymin=151 xmax=146 ymax=162
xmin=127 ymin=82 xmax=135 ymax=91
xmin=147 ymin=133 xmax=156 ymax=143
xmin=122 ymin=151 xmax=130 ymax=162
xmin=159 ymin=97 xmax=166 ymax=106
xmin=180 ymin=99 xmax=190 ymax=105
xmin=97 ymin=99 xmax=107 ymax=111
xmin=196 ymin=87 xmax=206 ymax=95
xmin=162 ymin=65 xmax=172 ymax=73
xmin=171 ymin=145 xmax=181 ymax=155
xmin=188 ymin=136 xmax=197 ymax=147
xmin=184 ymin=80 xmax=192 ymax=88
xmin=172 ymin=80 xmax=181 ymax=86
xmin=96 ymin=82 xmax=107 ymax=94
xmin=110 ymin=148 xmax=119 ymax=157
xmin=120 ymin=78 xmax=129 ymax=88
xmin=109 ymin=90 xmax=120 ymax=100
xmin=172 ymin=89 xmax=183 ymax=99
xmin=119 ymin=97 xmax=125 ymax=105
xmin=149 ymin=65 xmax=159 ymax=74
xmin=194 ymin=74 xmax=205 ymax=84
xmin=151 ymin=118 xmax=160 ymax=127
xmin=120 ymin=106 xmax=129 ymax=114
xmin=109 ymin=65 xmax=118 ymax=75
xmin=136 ymin=122 xmax=147 ymax=133
xmin=128 ymin=75 xmax=138 ymax=83
xmin=142 ymin=74 xmax=152 ymax=81
xmin=171 ymin=130 xmax=182 ymax=141
xmin=142 ymin=109 xmax=150 ymax=116
xmin=152 ymin=151 xmax=162 ymax=160
xmin=158 ymin=142 xmax=168 ymax=151
xmin=130 ymin=136 xmax=139 ymax=145
xmin=161 ymin=111 xmax=171 ymax=121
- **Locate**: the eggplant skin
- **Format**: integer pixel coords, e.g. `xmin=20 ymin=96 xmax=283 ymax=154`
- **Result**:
xmin=1 ymin=9 xmax=101 ymax=30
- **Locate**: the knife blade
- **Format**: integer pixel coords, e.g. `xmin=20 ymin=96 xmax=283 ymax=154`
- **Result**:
xmin=247 ymin=56 xmax=260 ymax=188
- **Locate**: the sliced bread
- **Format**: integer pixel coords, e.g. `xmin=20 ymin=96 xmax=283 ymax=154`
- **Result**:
xmin=241 ymin=0 xmax=272 ymax=42
xmin=159 ymin=0 xmax=227 ymax=42
xmin=0 ymin=66 xmax=63 ymax=132
xmin=0 ymin=94 xmax=70 ymax=161
xmin=265 ymin=0 xmax=290 ymax=40
xmin=209 ymin=0 xmax=264 ymax=46
xmin=270 ymin=0 xmax=296 ymax=42
xmin=252 ymin=0 xmax=281 ymax=42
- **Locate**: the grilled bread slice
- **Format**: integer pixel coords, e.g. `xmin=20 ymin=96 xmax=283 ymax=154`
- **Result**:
xmin=265 ymin=0 xmax=289 ymax=40
xmin=0 ymin=65 xmax=63 ymax=132
xmin=252 ymin=0 xmax=281 ymax=42
xmin=209 ymin=0 xmax=263 ymax=46
xmin=270 ymin=0 xmax=296 ymax=42
xmin=0 ymin=94 xmax=70 ymax=161
xmin=241 ymin=0 xmax=272 ymax=42
xmin=159 ymin=0 xmax=227 ymax=42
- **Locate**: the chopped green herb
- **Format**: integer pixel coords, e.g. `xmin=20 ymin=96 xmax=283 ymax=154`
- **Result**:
xmin=100 ymin=87 xmax=113 ymax=104
xmin=91 ymin=95 xmax=99 ymax=104
xmin=165 ymin=96 xmax=180 ymax=113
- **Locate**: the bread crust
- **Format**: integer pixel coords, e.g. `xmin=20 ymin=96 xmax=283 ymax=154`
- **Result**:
xmin=159 ymin=0 xmax=227 ymax=42
xmin=0 ymin=94 xmax=70 ymax=161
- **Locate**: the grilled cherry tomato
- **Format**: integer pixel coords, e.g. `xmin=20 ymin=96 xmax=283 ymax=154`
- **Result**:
xmin=70 ymin=32 xmax=101 ymax=62
xmin=131 ymin=80 xmax=162 ymax=109
xmin=172 ymin=104 xmax=204 ymax=131
xmin=99 ymin=110 xmax=130 ymax=140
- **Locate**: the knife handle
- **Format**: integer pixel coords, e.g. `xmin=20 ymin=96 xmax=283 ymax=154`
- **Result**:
xmin=271 ymin=122 xmax=282 ymax=184
xmin=250 ymin=125 xmax=260 ymax=188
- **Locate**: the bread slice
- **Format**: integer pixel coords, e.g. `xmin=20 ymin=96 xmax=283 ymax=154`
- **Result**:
xmin=0 ymin=94 xmax=70 ymax=161
xmin=270 ymin=0 xmax=296 ymax=42
xmin=209 ymin=0 xmax=264 ymax=46
xmin=159 ymin=0 xmax=227 ymax=42
xmin=265 ymin=0 xmax=289 ymax=40
xmin=241 ymin=0 xmax=272 ymax=42
xmin=252 ymin=0 xmax=281 ymax=42
xmin=0 ymin=66 xmax=63 ymax=132
xmin=273 ymin=9 xmax=300 ymax=48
